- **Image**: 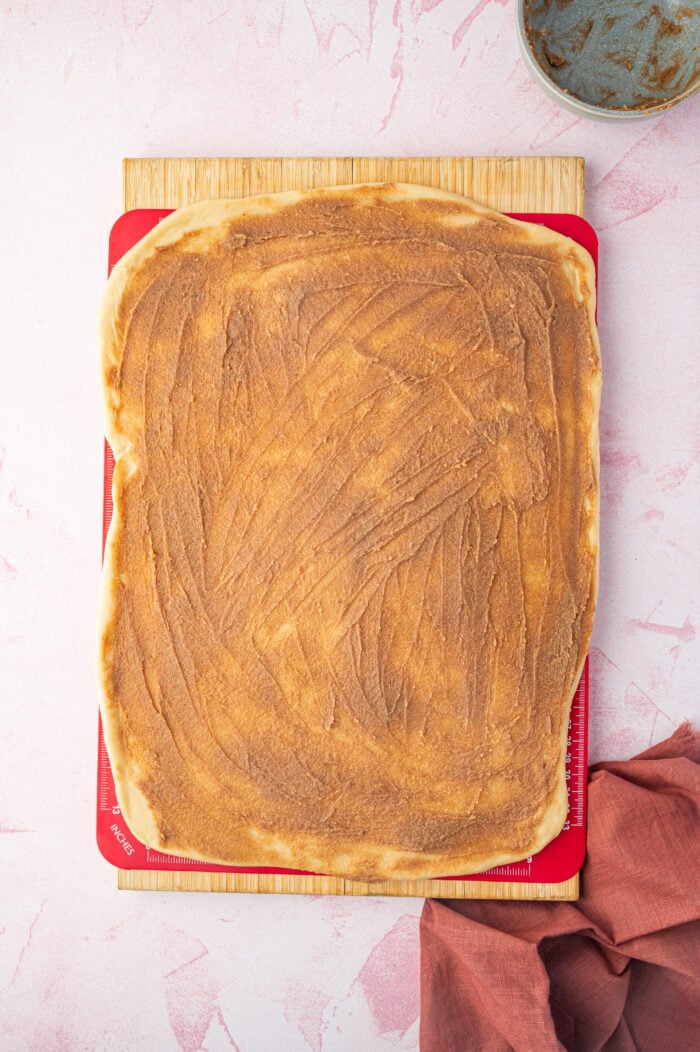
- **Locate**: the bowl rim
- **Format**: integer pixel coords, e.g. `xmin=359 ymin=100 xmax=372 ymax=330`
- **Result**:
xmin=516 ymin=0 xmax=700 ymax=120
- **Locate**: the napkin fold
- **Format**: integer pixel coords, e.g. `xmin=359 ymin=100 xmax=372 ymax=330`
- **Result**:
xmin=420 ymin=723 xmax=700 ymax=1052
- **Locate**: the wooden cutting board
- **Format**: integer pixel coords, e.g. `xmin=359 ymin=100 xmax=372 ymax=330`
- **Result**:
xmin=116 ymin=155 xmax=584 ymax=899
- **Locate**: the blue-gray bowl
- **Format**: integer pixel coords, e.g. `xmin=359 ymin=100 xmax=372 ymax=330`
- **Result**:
xmin=517 ymin=0 xmax=700 ymax=119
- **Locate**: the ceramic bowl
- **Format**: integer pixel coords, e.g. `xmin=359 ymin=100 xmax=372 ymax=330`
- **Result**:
xmin=517 ymin=0 xmax=700 ymax=119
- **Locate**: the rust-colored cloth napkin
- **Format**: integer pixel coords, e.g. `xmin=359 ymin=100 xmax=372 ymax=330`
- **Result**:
xmin=420 ymin=724 xmax=700 ymax=1052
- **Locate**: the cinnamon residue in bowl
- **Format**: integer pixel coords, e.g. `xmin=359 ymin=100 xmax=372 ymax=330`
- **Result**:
xmin=523 ymin=0 xmax=700 ymax=112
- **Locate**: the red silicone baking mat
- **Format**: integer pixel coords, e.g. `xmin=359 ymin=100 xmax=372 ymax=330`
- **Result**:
xmin=98 ymin=208 xmax=597 ymax=882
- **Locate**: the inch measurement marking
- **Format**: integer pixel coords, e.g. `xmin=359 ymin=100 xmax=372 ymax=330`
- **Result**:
xmin=98 ymin=732 xmax=118 ymax=813
xmin=146 ymin=850 xmax=211 ymax=868
xmin=102 ymin=442 xmax=115 ymax=557
xmin=487 ymin=864 xmax=532 ymax=877
xmin=565 ymin=675 xmax=586 ymax=829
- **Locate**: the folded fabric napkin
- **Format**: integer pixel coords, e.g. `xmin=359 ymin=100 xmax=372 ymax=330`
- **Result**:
xmin=420 ymin=723 xmax=700 ymax=1052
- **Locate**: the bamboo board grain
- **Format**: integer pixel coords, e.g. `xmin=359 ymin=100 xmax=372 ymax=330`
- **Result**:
xmin=116 ymin=155 xmax=585 ymax=899
xmin=118 ymin=869 xmax=579 ymax=899
xmin=122 ymin=155 xmax=584 ymax=214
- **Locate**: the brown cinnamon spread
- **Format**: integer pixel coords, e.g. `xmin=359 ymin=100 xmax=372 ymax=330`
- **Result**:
xmin=98 ymin=185 xmax=600 ymax=880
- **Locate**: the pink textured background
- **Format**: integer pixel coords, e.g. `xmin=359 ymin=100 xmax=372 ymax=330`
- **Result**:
xmin=0 ymin=2 xmax=698 ymax=1048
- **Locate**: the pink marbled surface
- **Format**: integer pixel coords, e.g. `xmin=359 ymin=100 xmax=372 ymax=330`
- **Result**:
xmin=0 ymin=1 xmax=698 ymax=1048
